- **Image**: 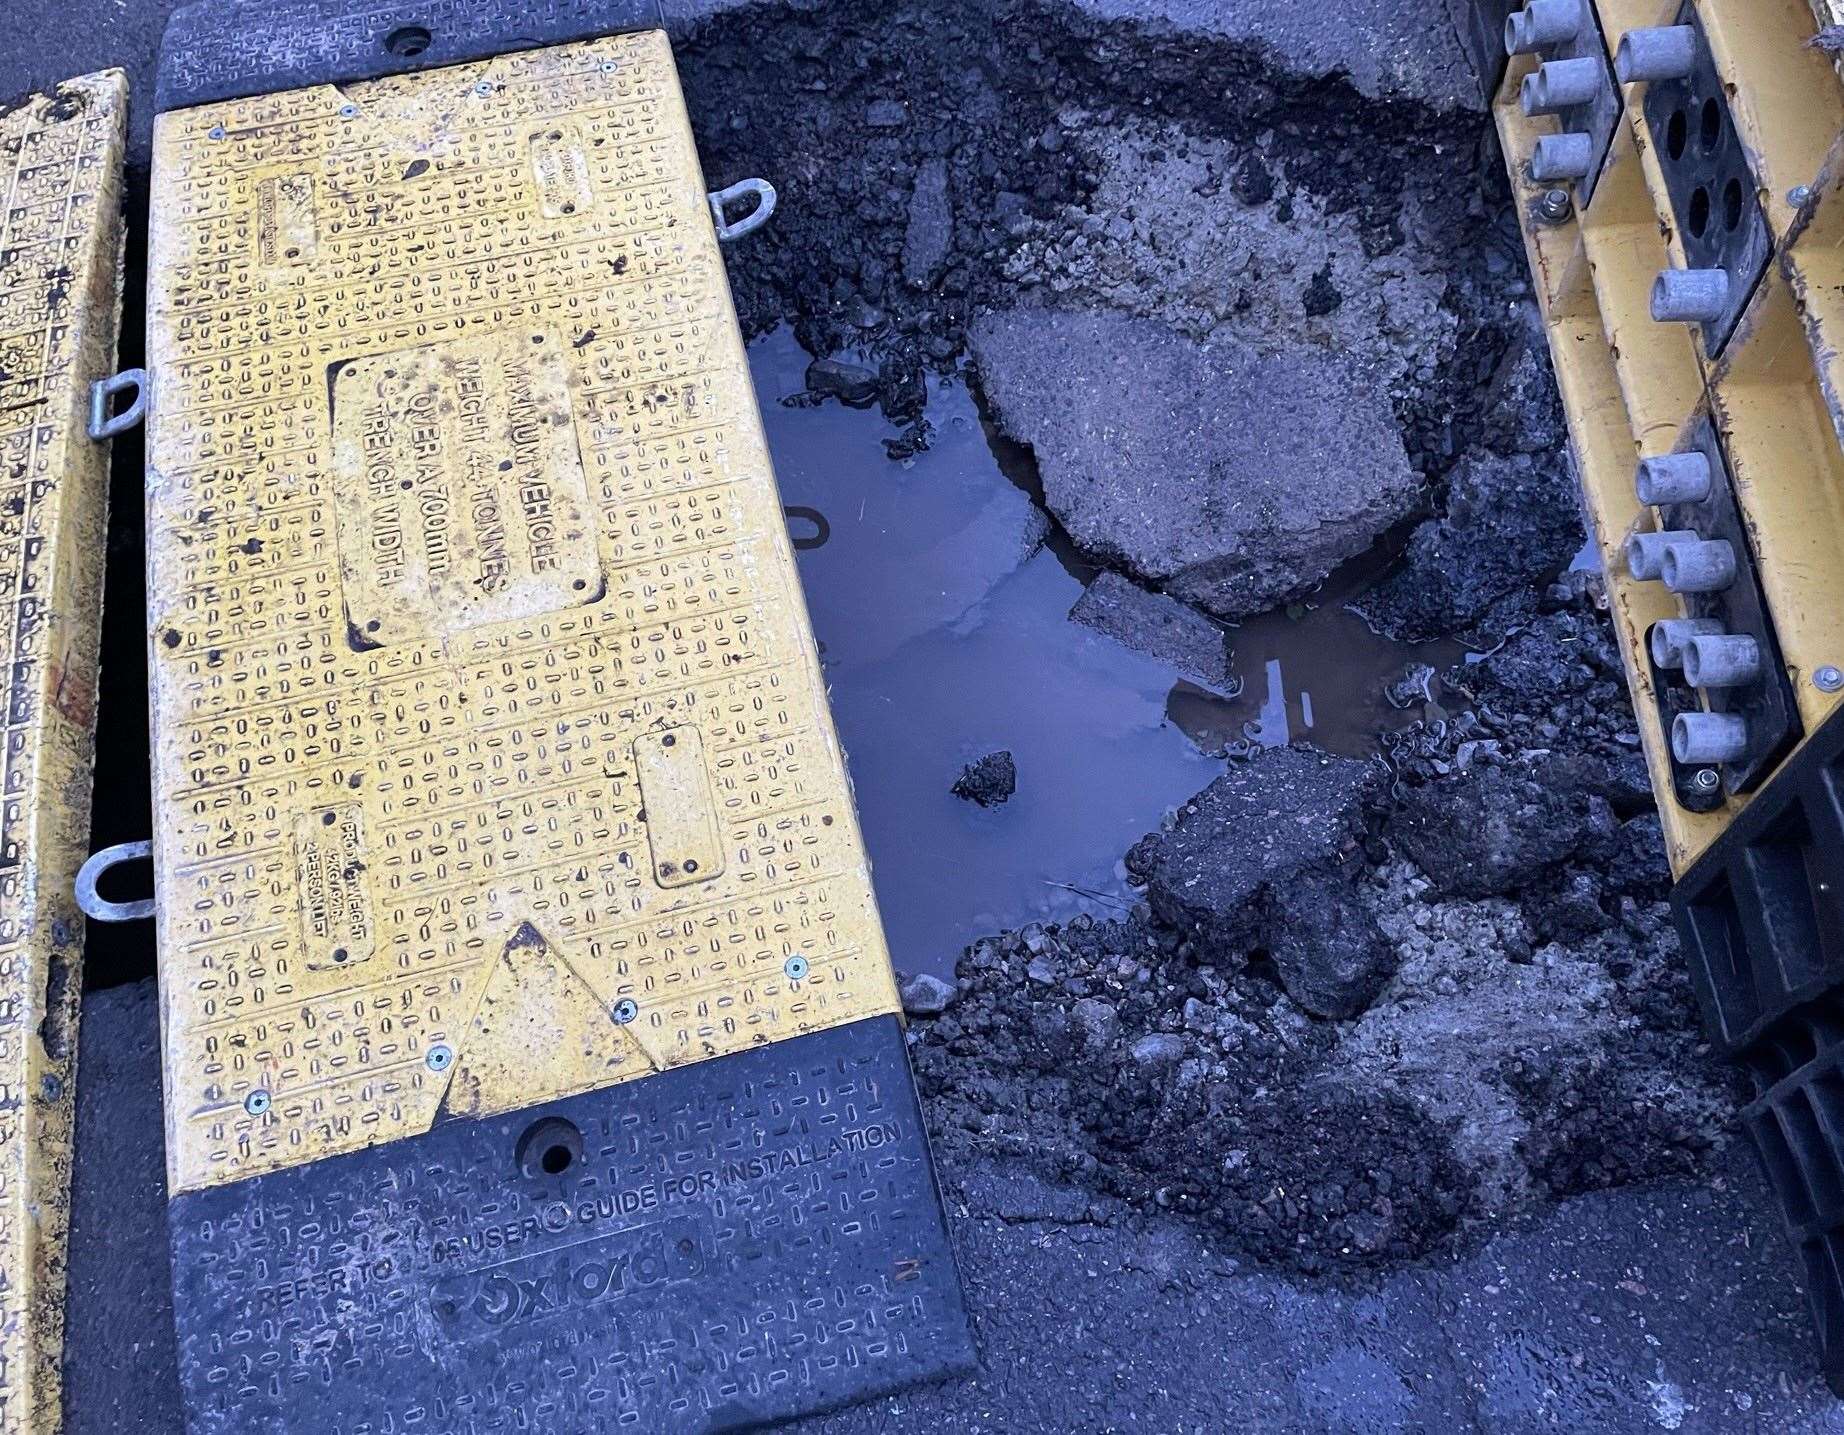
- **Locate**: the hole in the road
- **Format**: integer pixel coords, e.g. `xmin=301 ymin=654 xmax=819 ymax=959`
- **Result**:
xmin=757 ymin=329 xmax=1464 ymax=976
xmin=385 ymin=25 xmax=432 ymax=57
xmin=516 ymin=1117 xmax=582 ymax=1179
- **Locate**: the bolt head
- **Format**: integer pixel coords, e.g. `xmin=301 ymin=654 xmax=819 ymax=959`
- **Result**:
xmin=474 ymin=81 xmax=494 ymax=97
xmin=207 ymin=125 xmax=226 ymax=141
xmin=613 ymin=998 xmax=638 ymax=1024
xmin=784 ymin=955 xmax=810 ymax=981
xmin=1690 ymin=766 xmax=1722 ymax=793
xmin=425 ymin=1043 xmax=454 ymax=1072
xmin=1817 ymin=665 xmax=1844 ymax=692
xmin=1537 ymin=187 xmax=1574 ymax=223
xmin=244 ymin=1089 xmax=271 ymax=1116
xmin=339 ymin=104 xmax=359 ymax=119
xmin=1790 ymin=185 xmax=1815 ymax=208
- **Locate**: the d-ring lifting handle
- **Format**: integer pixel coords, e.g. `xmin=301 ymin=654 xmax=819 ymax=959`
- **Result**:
xmin=708 ymin=178 xmax=777 ymax=243
xmin=76 ymin=840 xmax=155 ymax=923
xmin=88 ymin=369 xmax=148 ymax=441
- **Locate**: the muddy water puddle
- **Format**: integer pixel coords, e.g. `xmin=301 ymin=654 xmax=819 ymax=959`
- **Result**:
xmin=752 ymin=328 xmax=1459 ymax=976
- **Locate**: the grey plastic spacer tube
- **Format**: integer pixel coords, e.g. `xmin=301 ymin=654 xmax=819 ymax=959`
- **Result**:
xmin=1650 ymin=617 xmax=1724 ymax=669
xmin=1660 ymin=538 xmax=1737 ymax=593
xmin=1530 ymin=133 xmax=1595 ymax=182
xmin=1635 ymin=452 xmax=1713 ymax=506
xmin=1651 ymin=268 xmax=1730 ymax=323
xmin=1672 ymin=711 xmax=1749 ymax=765
xmin=1615 ymin=25 xmax=1698 ymax=84
xmin=1624 ymin=528 xmax=1699 ymax=581
xmin=1521 ymin=57 xmax=1604 ymax=115
xmin=1507 ymin=0 xmax=1584 ymax=55
xmin=1683 ymin=633 xmax=1762 ymax=689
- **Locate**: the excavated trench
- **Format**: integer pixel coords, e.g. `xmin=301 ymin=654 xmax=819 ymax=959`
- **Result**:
xmin=673 ymin=0 xmax=1736 ymax=1280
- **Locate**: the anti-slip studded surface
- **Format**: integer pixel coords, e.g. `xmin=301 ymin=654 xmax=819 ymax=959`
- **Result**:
xmin=0 ymin=72 xmax=121 ymax=1435
xmin=145 ymin=31 xmax=903 ymax=1198
xmin=168 ymin=1015 xmax=975 ymax=1433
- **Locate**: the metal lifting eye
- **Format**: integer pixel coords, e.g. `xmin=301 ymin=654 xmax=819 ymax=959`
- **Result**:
xmin=708 ymin=178 xmax=777 ymax=243
xmin=76 ymin=840 xmax=156 ymax=923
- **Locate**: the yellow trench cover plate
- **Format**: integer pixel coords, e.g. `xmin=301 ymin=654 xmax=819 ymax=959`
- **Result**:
xmin=145 ymin=31 xmax=900 ymax=1198
xmin=0 ymin=72 xmax=122 ymax=1435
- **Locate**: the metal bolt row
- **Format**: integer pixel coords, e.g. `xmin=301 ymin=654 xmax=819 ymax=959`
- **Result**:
xmin=1624 ymin=450 xmax=1755 ymax=769
xmin=1507 ymin=1 xmax=1599 ymax=193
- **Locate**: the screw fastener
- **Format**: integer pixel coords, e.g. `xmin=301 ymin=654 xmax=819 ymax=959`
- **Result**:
xmin=784 ymin=955 xmax=810 ymax=981
xmin=613 ymin=998 xmax=639 ymax=1024
xmin=1790 ymin=185 xmax=1815 ymax=208
xmin=425 ymin=1043 xmax=454 ymax=1072
xmin=474 ymin=81 xmax=495 ymax=97
xmin=207 ymin=125 xmax=226 ymax=141
xmin=1816 ymin=665 xmax=1844 ymax=693
xmin=244 ymin=1089 xmax=271 ymax=1116
xmin=1690 ymin=766 xmax=1722 ymax=794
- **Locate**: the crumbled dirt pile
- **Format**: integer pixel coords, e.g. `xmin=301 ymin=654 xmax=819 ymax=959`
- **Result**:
xmin=908 ymin=596 xmax=1736 ymax=1275
xmin=682 ymin=0 xmax=1732 ymax=1278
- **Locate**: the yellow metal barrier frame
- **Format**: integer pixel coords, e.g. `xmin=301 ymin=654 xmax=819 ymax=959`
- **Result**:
xmin=145 ymin=30 xmax=901 ymax=1198
xmin=1499 ymin=0 xmax=1844 ymax=875
xmin=0 ymin=72 xmax=123 ymax=1435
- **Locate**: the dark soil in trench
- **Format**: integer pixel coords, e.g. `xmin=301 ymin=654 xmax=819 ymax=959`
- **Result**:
xmin=668 ymin=0 xmax=1739 ymax=1279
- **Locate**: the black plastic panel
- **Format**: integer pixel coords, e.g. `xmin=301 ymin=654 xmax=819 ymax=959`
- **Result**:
xmin=1674 ymin=708 xmax=1844 ymax=1389
xmin=1673 ymin=707 xmax=1844 ymax=1055
xmin=1639 ymin=0 xmax=1771 ymax=355
xmin=1648 ymin=414 xmax=1802 ymax=800
xmin=167 ymin=1015 xmax=974 ymax=1433
xmin=1738 ymin=1008 xmax=1844 ymax=1394
xmin=157 ymin=0 xmax=667 ymax=111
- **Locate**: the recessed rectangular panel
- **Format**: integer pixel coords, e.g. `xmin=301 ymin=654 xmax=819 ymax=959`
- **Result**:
xmin=145 ymin=30 xmax=902 ymax=1195
xmin=0 ymin=72 xmax=123 ymax=1435
xmin=328 ymin=329 xmax=602 ymax=645
xmin=636 ymin=725 xmax=724 ymax=889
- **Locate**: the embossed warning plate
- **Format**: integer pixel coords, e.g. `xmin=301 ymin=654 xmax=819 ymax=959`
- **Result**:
xmin=169 ymin=1016 xmax=974 ymax=1433
xmin=0 ymin=72 xmax=123 ymax=1435
xmin=329 ymin=330 xmax=602 ymax=645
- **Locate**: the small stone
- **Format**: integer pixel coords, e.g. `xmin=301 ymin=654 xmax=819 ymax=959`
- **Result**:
xmin=1383 ymin=662 xmax=1436 ymax=710
xmin=1071 ymin=997 xmax=1118 ymax=1049
xmin=953 ymin=750 xmax=1017 ymax=806
xmin=1026 ymin=956 xmax=1058 ymax=985
xmin=899 ymin=972 xmax=958 ymax=1017
xmin=902 ymin=158 xmax=954 ymax=288
xmin=1129 ymin=1032 xmax=1186 ymax=1071
xmin=865 ymin=99 xmax=908 ymax=129
xmin=805 ymin=356 xmax=878 ymax=408
xmin=1070 ymin=572 xmax=1235 ymax=692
